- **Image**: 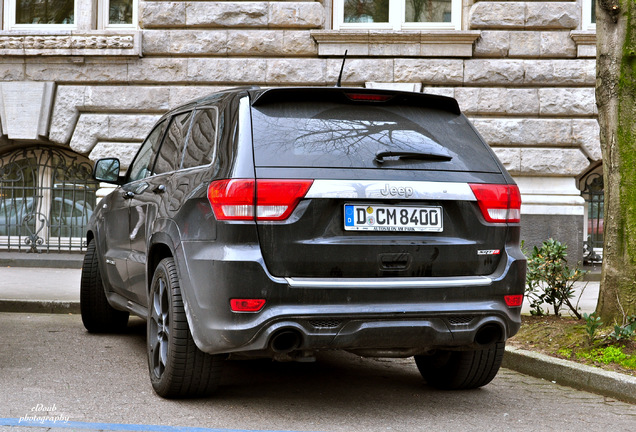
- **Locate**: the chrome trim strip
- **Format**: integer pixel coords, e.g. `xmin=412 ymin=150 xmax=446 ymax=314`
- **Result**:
xmin=305 ymin=180 xmax=476 ymax=201
xmin=285 ymin=276 xmax=492 ymax=289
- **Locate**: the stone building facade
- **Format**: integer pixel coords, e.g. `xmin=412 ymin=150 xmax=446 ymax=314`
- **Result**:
xmin=0 ymin=0 xmax=600 ymax=259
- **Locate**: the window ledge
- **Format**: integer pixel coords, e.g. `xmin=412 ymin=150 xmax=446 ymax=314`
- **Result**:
xmin=570 ymin=31 xmax=596 ymax=58
xmin=0 ymin=30 xmax=141 ymax=57
xmin=311 ymin=30 xmax=480 ymax=57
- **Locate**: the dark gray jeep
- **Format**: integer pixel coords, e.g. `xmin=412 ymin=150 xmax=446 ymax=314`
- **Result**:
xmin=81 ymin=86 xmax=526 ymax=398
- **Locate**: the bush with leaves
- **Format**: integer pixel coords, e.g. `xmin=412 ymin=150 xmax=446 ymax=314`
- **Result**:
xmin=525 ymin=238 xmax=586 ymax=318
xmin=583 ymin=312 xmax=604 ymax=343
xmin=609 ymin=315 xmax=636 ymax=342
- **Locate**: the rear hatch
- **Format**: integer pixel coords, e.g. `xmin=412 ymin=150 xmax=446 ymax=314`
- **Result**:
xmin=248 ymin=88 xmax=520 ymax=278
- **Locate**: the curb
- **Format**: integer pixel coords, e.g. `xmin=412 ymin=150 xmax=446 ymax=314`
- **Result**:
xmin=0 ymin=252 xmax=83 ymax=269
xmin=0 ymin=299 xmax=80 ymax=314
xmin=503 ymin=346 xmax=636 ymax=404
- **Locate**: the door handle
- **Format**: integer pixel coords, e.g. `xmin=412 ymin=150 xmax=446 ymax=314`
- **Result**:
xmin=153 ymin=185 xmax=166 ymax=194
xmin=123 ymin=191 xmax=135 ymax=199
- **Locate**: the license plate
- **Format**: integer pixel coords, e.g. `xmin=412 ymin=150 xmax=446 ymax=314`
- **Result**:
xmin=344 ymin=204 xmax=443 ymax=232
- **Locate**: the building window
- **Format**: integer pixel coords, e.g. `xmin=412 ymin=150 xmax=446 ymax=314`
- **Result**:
xmin=4 ymin=0 xmax=137 ymax=29
xmin=334 ymin=0 xmax=461 ymax=30
xmin=100 ymin=0 xmax=137 ymax=28
xmin=9 ymin=0 xmax=77 ymax=28
xmin=0 ymin=146 xmax=98 ymax=253
xmin=582 ymin=0 xmax=596 ymax=30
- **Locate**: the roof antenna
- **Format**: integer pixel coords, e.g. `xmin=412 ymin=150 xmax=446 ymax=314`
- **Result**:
xmin=336 ymin=50 xmax=348 ymax=87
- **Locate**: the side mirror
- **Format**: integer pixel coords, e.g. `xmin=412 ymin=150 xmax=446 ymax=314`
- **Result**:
xmin=93 ymin=158 xmax=122 ymax=184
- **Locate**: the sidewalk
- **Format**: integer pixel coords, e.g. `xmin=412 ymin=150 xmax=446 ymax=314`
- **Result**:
xmin=521 ymin=280 xmax=600 ymax=316
xmin=0 ymin=264 xmax=634 ymax=404
xmin=0 ymin=266 xmax=81 ymax=314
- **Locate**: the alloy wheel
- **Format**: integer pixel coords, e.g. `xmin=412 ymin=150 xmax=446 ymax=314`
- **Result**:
xmin=149 ymin=277 xmax=170 ymax=379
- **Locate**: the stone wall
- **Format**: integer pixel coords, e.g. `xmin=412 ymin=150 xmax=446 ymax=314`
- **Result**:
xmin=0 ymin=0 xmax=599 ymax=259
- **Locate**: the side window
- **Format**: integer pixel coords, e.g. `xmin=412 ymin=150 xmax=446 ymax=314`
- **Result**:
xmin=182 ymin=107 xmax=219 ymax=169
xmin=153 ymin=111 xmax=193 ymax=175
xmin=128 ymin=120 xmax=167 ymax=182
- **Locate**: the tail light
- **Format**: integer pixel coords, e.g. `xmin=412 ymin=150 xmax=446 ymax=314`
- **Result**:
xmin=345 ymin=93 xmax=393 ymax=102
xmin=505 ymin=295 xmax=524 ymax=307
xmin=469 ymin=184 xmax=521 ymax=223
xmin=207 ymin=179 xmax=313 ymax=221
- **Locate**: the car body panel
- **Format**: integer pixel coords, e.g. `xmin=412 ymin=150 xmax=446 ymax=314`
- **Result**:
xmin=100 ymin=187 xmax=132 ymax=294
xmin=177 ymin=238 xmax=524 ymax=354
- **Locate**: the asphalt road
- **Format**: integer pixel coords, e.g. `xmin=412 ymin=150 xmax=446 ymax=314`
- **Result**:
xmin=1 ymin=313 xmax=635 ymax=432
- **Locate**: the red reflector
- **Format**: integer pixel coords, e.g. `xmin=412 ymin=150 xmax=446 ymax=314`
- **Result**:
xmin=505 ymin=295 xmax=524 ymax=307
xmin=230 ymin=299 xmax=266 ymax=312
xmin=345 ymin=93 xmax=393 ymax=102
xmin=207 ymin=179 xmax=313 ymax=221
xmin=469 ymin=184 xmax=521 ymax=223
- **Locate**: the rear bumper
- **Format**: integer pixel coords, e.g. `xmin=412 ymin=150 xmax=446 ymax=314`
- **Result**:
xmin=178 ymin=241 xmax=525 ymax=356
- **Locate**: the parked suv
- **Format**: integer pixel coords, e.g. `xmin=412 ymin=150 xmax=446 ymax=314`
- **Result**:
xmin=81 ymin=87 xmax=526 ymax=398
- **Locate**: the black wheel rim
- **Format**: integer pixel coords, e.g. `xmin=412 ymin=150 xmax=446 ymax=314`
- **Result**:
xmin=149 ymin=276 xmax=170 ymax=379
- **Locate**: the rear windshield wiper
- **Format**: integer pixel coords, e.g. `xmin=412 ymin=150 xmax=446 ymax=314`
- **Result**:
xmin=374 ymin=150 xmax=453 ymax=164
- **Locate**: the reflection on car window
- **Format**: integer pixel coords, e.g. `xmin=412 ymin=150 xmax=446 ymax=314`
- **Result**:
xmin=128 ymin=120 xmax=168 ymax=182
xmin=252 ymin=102 xmax=498 ymax=172
xmin=182 ymin=107 xmax=218 ymax=169
xmin=154 ymin=111 xmax=193 ymax=175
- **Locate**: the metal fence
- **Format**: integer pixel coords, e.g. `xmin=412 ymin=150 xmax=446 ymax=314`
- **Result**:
xmin=0 ymin=146 xmax=98 ymax=253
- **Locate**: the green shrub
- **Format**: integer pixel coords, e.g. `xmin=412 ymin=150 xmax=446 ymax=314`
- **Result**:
xmin=608 ymin=315 xmax=636 ymax=342
xmin=525 ymin=238 xmax=586 ymax=318
xmin=576 ymin=345 xmax=636 ymax=369
xmin=583 ymin=312 xmax=604 ymax=343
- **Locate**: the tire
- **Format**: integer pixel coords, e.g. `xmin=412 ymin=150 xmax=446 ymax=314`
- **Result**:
xmin=414 ymin=342 xmax=505 ymax=390
xmin=80 ymin=240 xmax=129 ymax=333
xmin=147 ymin=257 xmax=223 ymax=398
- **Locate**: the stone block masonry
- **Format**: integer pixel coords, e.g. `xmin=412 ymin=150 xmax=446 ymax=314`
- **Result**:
xmin=470 ymin=2 xmax=579 ymax=29
xmin=0 ymin=0 xmax=600 ymax=261
xmin=140 ymin=2 xmax=324 ymax=29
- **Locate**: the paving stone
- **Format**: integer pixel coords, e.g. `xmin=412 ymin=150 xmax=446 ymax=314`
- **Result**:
xmin=525 ymin=59 xmax=596 ymax=85
xmin=69 ymin=113 xmax=160 ymax=154
xmin=525 ymin=2 xmax=579 ymax=29
xmin=464 ymin=59 xmax=525 ymax=84
xmin=470 ymin=2 xmax=526 ymax=28
xmin=394 ymin=59 xmax=463 ymax=84
xmin=539 ymin=87 xmax=597 ymax=116
xmin=268 ymin=2 xmax=324 ymax=28
xmin=455 ymin=87 xmax=540 ymax=115
xmin=473 ymin=31 xmax=510 ymax=57
xmin=186 ymin=2 xmax=268 ymax=27
xmin=140 ymin=2 xmax=186 ymax=28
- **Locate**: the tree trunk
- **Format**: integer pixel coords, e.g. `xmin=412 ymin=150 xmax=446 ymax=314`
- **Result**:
xmin=596 ymin=0 xmax=636 ymax=323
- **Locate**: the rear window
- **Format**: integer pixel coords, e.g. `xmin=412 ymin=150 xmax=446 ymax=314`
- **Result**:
xmin=251 ymin=101 xmax=501 ymax=173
